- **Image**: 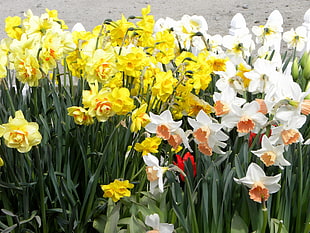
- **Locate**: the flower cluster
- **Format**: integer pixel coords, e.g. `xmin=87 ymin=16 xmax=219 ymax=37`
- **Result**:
xmin=1 ymin=9 xmax=76 ymax=85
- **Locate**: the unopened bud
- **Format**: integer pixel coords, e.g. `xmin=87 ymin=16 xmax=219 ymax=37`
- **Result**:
xmin=291 ymin=57 xmax=300 ymax=81
xmin=300 ymin=51 xmax=310 ymax=69
xmin=302 ymin=59 xmax=310 ymax=80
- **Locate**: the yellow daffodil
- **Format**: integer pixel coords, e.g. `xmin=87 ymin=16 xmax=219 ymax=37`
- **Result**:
xmin=67 ymin=106 xmax=94 ymax=125
xmin=100 ymin=179 xmax=134 ymax=202
xmin=109 ymin=87 xmax=135 ymax=115
xmin=130 ymin=103 xmax=150 ymax=132
xmin=88 ymin=88 xmax=115 ymax=122
xmin=84 ymin=47 xmax=117 ymax=84
xmin=152 ymin=70 xmax=177 ymax=102
xmin=134 ymin=136 xmax=162 ymax=155
xmin=0 ymin=110 xmax=42 ymax=153
xmin=14 ymin=50 xmax=42 ymax=86
xmin=5 ymin=16 xmax=23 ymax=40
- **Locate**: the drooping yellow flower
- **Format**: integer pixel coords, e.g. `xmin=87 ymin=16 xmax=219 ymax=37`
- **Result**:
xmin=130 ymin=103 xmax=150 ymax=132
xmin=136 ymin=5 xmax=155 ymax=47
xmin=134 ymin=136 xmax=162 ymax=155
xmin=67 ymin=106 xmax=94 ymax=125
xmin=5 ymin=16 xmax=23 ymax=40
xmin=0 ymin=110 xmax=42 ymax=153
xmin=101 ymin=179 xmax=134 ymax=202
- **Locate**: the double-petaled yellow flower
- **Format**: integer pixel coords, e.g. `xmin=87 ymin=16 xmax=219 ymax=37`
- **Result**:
xmin=101 ymin=179 xmax=134 ymax=202
xmin=0 ymin=110 xmax=42 ymax=153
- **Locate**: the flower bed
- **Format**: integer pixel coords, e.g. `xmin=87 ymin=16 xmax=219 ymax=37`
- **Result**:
xmin=0 ymin=6 xmax=309 ymax=233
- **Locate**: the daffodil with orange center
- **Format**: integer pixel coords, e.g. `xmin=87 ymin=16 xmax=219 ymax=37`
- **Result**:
xmin=188 ymin=110 xmax=228 ymax=156
xmin=0 ymin=110 xmax=42 ymax=153
xmin=145 ymin=110 xmax=192 ymax=152
xmin=234 ymin=163 xmax=281 ymax=203
xmin=221 ymin=101 xmax=267 ymax=134
xmin=67 ymin=106 xmax=94 ymax=125
xmin=143 ymin=154 xmax=168 ymax=193
xmin=252 ymin=135 xmax=290 ymax=169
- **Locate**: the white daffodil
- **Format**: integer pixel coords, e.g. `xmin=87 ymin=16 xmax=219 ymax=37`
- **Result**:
xmin=234 ymin=163 xmax=281 ymax=203
xmin=143 ymin=154 xmax=168 ymax=194
xmin=252 ymin=135 xmax=290 ymax=169
xmin=244 ymin=58 xmax=279 ymax=94
xmin=213 ymin=86 xmax=246 ymax=117
xmin=145 ymin=213 xmax=174 ymax=233
xmin=222 ymin=33 xmax=255 ymax=62
xmin=188 ymin=110 xmax=229 ymax=156
xmin=145 ymin=110 xmax=191 ymax=151
xmin=215 ymin=60 xmax=246 ymax=94
xmin=283 ymin=26 xmax=308 ymax=52
xmin=269 ymin=114 xmax=306 ymax=146
xmin=221 ymin=101 xmax=268 ymax=134
xmin=252 ymin=10 xmax=283 ymax=50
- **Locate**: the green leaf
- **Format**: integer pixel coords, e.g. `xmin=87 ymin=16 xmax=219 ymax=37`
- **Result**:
xmin=231 ymin=213 xmax=248 ymax=233
xmin=270 ymin=218 xmax=288 ymax=233
xmin=93 ymin=215 xmax=107 ymax=233
xmin=104 ymin=201 xmax=120 ymax=233
xmin=128 ymin=215 xmax=146 ymax=233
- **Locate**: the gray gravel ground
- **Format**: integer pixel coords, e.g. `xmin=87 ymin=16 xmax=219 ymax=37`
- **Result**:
xmin=0 ymin=0 xmax=309 ymax=39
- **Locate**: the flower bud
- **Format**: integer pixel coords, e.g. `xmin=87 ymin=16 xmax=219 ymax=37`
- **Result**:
xmin=291 ymin=57 xmax=300 ymax=81
xmin=300 ymin=51 xmax=310 ymax=69
xmin=302 ymin=59 xmax=310 ymax=80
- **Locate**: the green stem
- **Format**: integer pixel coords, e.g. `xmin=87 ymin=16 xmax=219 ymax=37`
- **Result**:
xmin=34 ymin=147 xmax=47 ymax=233
xmin=261 ymin=200 xmax=268 ymax=233
xmin=184 ymin=176 xmax=199 ymax=233
xmin=296 ymin=143 xmax=303 ymax=233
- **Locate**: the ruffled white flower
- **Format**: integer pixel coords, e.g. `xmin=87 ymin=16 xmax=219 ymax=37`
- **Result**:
xmin=145 ymin=213 xmax=174 ymax=233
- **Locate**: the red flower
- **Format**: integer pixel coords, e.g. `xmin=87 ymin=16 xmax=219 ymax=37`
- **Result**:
xmin=174 ymin=152 xmax=197 ymax=181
